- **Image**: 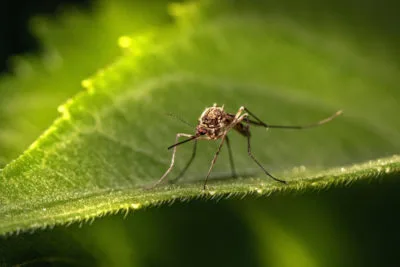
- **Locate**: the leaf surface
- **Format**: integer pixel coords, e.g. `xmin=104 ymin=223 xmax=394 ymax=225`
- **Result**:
xmin=1 ymin=1 xmax=400 ymax=235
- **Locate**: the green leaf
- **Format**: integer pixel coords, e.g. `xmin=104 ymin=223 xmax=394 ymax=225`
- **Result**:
xmin=1 ymin=0 xmax=400 ymax=236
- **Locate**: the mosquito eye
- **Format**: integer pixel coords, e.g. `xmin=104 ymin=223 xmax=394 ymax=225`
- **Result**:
xmin=199 ymin=129 xmax=207 ymax=135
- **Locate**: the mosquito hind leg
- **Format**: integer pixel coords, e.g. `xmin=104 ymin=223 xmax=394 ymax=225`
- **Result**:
xmin=243 ymin=107 xmax=269 ymax=127
xmin=244 ymin=107 xmax=343 ymax=129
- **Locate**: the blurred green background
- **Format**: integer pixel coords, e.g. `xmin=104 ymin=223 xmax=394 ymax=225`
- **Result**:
xmin=1 ymin=0 xmax=399 ymax=266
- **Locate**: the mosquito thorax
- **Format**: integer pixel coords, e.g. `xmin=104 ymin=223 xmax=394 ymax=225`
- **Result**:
xmin=199 ymin=106 xmax=225 ymax=126
xmin=196 ymin=104 xmax=234 ymax=139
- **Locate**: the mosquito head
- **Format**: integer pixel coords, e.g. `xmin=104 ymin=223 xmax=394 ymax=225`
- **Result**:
xmin=195 ymin=125 xmax=208 ymax=136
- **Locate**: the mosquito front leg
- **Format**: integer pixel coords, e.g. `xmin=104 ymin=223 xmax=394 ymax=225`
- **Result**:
xmin=170 ymin=139 xmax=197 ymax=184
xmin=204 ymin=134 xmax=227 ymax=190
xmin=150 ymin=133 xmax=194 ymax=188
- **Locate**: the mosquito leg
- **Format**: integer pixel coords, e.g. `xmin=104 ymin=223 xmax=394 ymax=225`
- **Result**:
xmin=204 ymin=135 xmax=227 ymax=190
xmin=234 ymin=106 xmax=245 ymax=120
xmin=245 ymin=122 xmax=287 ymax=184
xmin=225 ymin=135 xmax=237 ymax=178
xmin=169 ymin=139 xmax=197 ymax=184
xmin=148 ymin=133 xmax=194 ymax=189
xmin=243 ymin=107 xmax=268 ymax=127
xmin=244 ymin=107 xmax=343 ymax=129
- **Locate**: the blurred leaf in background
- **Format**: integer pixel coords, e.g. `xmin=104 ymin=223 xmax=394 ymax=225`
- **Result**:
xmin=0 ymin=0 xmax=399 ymax=266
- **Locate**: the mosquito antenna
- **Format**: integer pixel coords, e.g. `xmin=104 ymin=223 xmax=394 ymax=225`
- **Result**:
xmin=168 ymin=136 xmax=198 ymax=150
xmin=247 ymin=110 xmax=343 ymax=130
xmin=165 ymin=113 xmax=194 ymax=128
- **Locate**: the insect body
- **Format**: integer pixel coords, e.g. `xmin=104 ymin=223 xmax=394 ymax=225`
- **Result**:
xmin=197 ymin=105 xmax=237 ymax=139
xmin=152 ymin=104 xmax=342 ymax=190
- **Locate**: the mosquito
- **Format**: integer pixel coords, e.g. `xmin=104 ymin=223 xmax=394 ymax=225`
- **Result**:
xmin=152 ymin=103 xmax=342 ymax=190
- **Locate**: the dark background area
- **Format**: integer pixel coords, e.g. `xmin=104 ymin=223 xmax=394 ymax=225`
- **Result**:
xmin=0 ymin=0 xmax=91 ymax=74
